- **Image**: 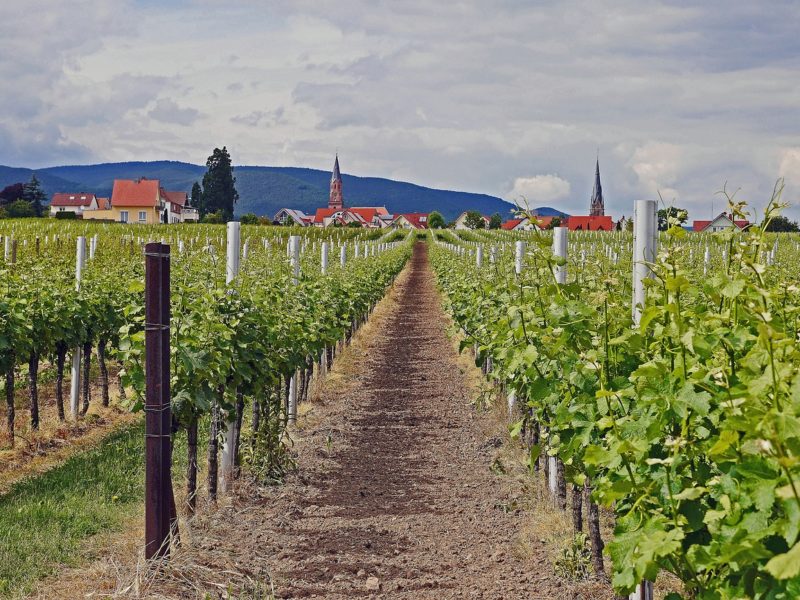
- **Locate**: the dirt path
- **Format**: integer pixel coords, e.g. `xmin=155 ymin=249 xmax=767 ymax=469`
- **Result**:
xmin=266 ymin=242 xmax=543 ymax=598
xmin=60 ymin=242 xmax=580 ymax=600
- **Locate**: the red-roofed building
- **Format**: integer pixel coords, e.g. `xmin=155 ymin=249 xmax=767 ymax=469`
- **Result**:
xmin=393 ymin=213 xmax=429 ymax=229
xmin=160 ymin=189 xmax=199 ymax=223
xmin=565 ymin=215 xmax=614 ymax=231
xmin=501 ymin=217 xmax=536 ymax=231
xmin=692 ymin=213 xmax=749 ymax=233
xmin=83 ymin=178 xmax=195 ymax=224
xmin=49 ymin=192 xmax=99 ymax=216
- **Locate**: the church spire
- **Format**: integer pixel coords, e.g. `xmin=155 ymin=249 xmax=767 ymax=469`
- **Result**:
xmin=331 ymin=153 xmax=341 ymax=183
xmin=589 ymin=156 xmax=604 ymax=217
xmin=329 ymin=153 xmax=344 ymax=210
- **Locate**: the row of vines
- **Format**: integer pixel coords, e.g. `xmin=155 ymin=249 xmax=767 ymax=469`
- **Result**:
xmin=431 ymin=192 xmax=800 ymax=599
xmin=0 ymin=220 xmax=412 ymax=517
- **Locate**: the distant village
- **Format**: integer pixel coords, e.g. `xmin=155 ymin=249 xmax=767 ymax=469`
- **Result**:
xmin=42 ymin=154 xmax=751 ymax=233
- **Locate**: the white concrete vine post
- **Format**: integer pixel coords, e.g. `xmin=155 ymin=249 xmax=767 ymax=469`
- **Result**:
xmin=288 ymin=235 xmax=301 ymax=424
xmin=549 ymin=226 xmax=568 ymax=496
xmin=70 ymin=237 xmax=87 ymax=419
xmin=630 ymin=200 xmax=657 ymax=599
xmin=221 ymin=221 xmax=241 ymax=492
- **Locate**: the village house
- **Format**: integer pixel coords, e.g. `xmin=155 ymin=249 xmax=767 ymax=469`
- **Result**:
xmin=49 ymin=193 xmax=108 ymax=217
xmin=161 ymin=190 xmax=199 ymax=223
xmin=273 ymin=208 xmax=313 ymax=226
xmin=392 ymin=213 xmax=429 ymax=229
xmin=501 ymin=217 xmax=533 ymax=231
xmin=83 ymin=178 xmax=195 ymax=224
xmin=692 ymin=212 xmax=750 ymax=233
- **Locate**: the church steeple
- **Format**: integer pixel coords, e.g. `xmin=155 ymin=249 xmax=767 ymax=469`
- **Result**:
xmin=589 ymin=156 xmax=604 ymax=217
xmin=329 ymin=153 xmax=344 ymax=210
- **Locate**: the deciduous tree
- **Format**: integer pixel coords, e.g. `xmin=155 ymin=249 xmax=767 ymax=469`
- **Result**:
xmin=765 ymin=214 xmax=799 ymax=232
xmin=657 ymin=206 xmax=688 ymax=231
xmin=464 ymin=210 xmax=486 ymax=230
xmin=427 ymin=211 xmax=445 ymax=229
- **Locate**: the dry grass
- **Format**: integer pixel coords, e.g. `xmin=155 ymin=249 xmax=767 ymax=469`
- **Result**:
xmin=0 ymin=404 xmax=138 ymax=495
xmin=0 ymin=366 xmax=136 ymax=495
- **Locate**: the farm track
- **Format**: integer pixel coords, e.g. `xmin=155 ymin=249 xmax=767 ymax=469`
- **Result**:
xmin=152 ymin=242 xmax=564 ymax=599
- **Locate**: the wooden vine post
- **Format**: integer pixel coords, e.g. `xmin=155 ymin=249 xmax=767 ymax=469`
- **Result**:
xmin=220 ymin=221 xmax=241 ymax=493
xmin=70 ymin=237 xmax=86 ymax=419
xmin=630 ymin=200 xmax=657 ymax=600
xmin=144 ymin=242 xmax=173 ymax=560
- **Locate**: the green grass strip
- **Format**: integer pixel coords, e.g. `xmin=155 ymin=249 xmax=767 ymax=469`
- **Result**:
xmin=0 ymin=422 xmax=155 ymax=598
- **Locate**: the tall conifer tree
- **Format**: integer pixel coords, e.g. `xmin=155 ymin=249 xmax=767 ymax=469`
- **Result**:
xmin=200 ymin=147 xmax=238 ymax=221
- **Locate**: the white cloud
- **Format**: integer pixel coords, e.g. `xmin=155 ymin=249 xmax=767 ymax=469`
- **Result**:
xmin=507 ymin=175 xmax=571 ymax=207
xmin=148 ymin=99 xmax=201 ymax=126
xmin=626 ymin=142 xmax=682 ymax=198
xmin=779 ymin=148 xmax=800 ymax=187
xmin=0 ymin=1 xmax=799 ymax=219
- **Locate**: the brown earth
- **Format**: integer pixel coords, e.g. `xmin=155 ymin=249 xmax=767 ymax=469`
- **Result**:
xmin=41 ymin=242 xmax=612 ymax=599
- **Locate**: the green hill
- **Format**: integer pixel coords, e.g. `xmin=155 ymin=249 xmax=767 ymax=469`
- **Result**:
xmin=0 ymin=161 xmax=517 ymax=222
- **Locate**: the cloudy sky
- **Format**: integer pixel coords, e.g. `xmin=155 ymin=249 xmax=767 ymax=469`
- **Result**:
xmin=1 ymin=0 xmax=799 ymax=220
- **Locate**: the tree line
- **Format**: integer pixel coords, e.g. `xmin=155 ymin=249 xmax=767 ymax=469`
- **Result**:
xmin=0 ymin=175 xmax=47 ymax=218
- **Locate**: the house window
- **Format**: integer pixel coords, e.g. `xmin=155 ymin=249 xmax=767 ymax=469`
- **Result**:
xmin=420 ymin=216 xmax=427 ymax=222
xmin=139 ymin=211 xmax=147 ymax=223
xmin=120 ymin=210 xmax=129 ymax=223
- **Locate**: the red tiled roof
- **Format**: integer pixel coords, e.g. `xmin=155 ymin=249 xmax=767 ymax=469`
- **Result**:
xmin=161 ymin=189 xmax=187 ymax=207
xmin=97 ymin=197 xmax=110 ymax=210
xmin=566 ymin=215 xmax=613 ymax=231
xmin=536 ymin=216 xmax=556 ymax=229
xmin=692 ymin=213 xmax=750 ymax=232
xmin=111 ymin=179 xmax=161 ymax=208
xmin=396 ymin=213 xmax=429 ymax=229
xmin=349 ymin=207 xmax=379 ymax=223
xmin=314 ymin=207 xmax=338 ymax=223
xmin=693 ymin=220 xmax=711 ymax=232
xmin=501 ymin=218 xmax=523 ymax=230
xmin=51 ymin=192 xmax=96 ymax=207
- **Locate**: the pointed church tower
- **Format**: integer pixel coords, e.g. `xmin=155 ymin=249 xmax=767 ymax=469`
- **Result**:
xmin=589 ymin=157 xmax=605 ymax=217
xmin=329 ymin=154 xmax=344 ymax=210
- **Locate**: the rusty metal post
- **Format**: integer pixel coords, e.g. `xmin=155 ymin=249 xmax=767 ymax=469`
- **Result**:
xmin=145 ymin=242 xmax=172 ymax=560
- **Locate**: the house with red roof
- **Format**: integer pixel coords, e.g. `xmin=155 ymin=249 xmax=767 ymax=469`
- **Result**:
xmin=693 ymin=213 xmax=749 ymax=233
xmin=565 ymin=215 xmax=614 ymax=231
xmin=83 ymin=178 xmax=195 ymax=224
xmin=161 ymin=189 xmax=199 ymax=223
xmin=392 ymin=213 xmax=429 ymax=229
xmin=49 ymin=192 xmax=99 ymax=217
xmin=501 ymin=217 xmax=536 ymax=231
